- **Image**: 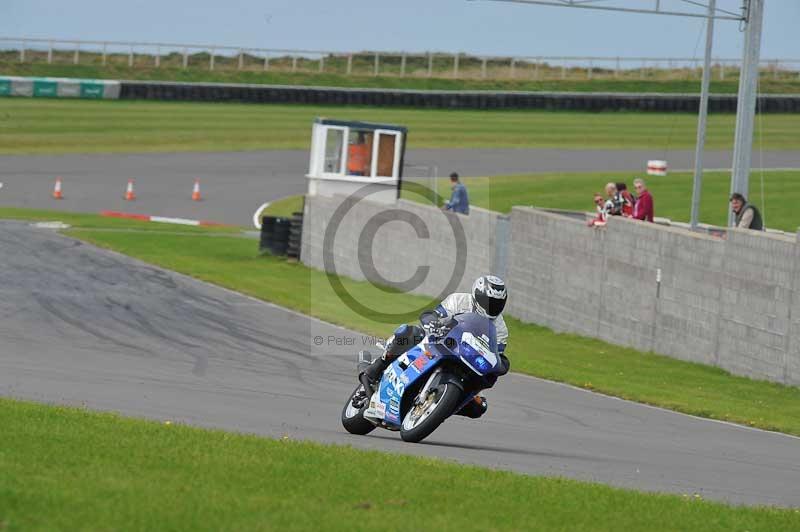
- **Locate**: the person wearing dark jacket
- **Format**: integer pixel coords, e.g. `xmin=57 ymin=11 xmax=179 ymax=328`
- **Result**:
xmin=730 ymin=193 xmax=764 ymax=231
xmin=632 ymin=178 xmax=654 ymax=222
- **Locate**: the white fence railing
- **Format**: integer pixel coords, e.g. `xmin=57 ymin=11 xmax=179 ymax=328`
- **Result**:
xmin=1 ymin=37 xmax=799 ymax=82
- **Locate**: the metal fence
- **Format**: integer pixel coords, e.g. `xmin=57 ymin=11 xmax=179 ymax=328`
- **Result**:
xmin=1 ymin=37 xmax=799 ymax=82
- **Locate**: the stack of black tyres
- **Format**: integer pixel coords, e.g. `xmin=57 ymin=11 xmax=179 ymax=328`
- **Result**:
xmin=287 ymin=211 xmax=303 ymax=260
xmin=260 ymin=216 xmax=291 ymax=256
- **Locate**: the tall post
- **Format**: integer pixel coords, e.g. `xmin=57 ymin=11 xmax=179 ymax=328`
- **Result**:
xmin=729 ymin=0 xmax=764 ymax=226
xmin=20 ymin=41 xmax=25 ymax=62
xmin=346 ymin=54 xmax=352 ymax=75
xmin=427 ymin=53 xmax=433 ymax=77
xmin=102 ymin=43 xmax=107 ymax=66
xmin=400 ymin=53 xmax=406 ymax=77
xmin=453 ymin=54 xmax=459 ymax=78
xmin=374 ymin=53 xmax=379 ymax=76
xmin=690 ymin=0 xmax=716 ymax=230
xmin=47 ymin=41 xmax=53 ymax=64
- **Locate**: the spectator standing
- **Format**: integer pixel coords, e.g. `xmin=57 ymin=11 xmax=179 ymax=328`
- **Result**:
xmin=632 ymin=178 xmax=654 ymax=222
xmin=444 ymin=172 xmax=469 ymax=215
xmin=730 ymin=193 xmax=764 ymax=230
xmin=604 ymin=182 xmax=623 ymax=216
xmin=616 ymin=182 xmax=636 ymax=217
xmin=587 ymin=193 xmax=607 ymax=227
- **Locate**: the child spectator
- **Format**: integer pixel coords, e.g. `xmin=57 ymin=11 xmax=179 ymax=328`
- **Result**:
xmin=588 ymin=193 xmax=607 ymax=227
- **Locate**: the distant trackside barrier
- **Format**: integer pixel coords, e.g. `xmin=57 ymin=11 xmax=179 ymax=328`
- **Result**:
xmin=0 ymin=76 xmax=120 ymax=99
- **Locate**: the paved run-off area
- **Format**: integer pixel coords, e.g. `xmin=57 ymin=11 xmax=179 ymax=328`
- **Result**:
xmin=0 ymin=221 xmax=798 ymax=507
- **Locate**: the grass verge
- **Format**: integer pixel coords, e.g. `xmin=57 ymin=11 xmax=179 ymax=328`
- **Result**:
xmin=16 ymin=207 xmax=791 ymax=437
xmin=405 ymin=169 xmax=800 ymax=232
xmin=1 ymin=98 xmax=799 ymax=154
xmin=2 ymin=397 xmax=799 ymax=531
xmin=3 ymin=62 xmax=800 ymax=94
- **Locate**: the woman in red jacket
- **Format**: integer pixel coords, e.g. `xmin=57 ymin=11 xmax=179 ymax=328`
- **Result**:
xmin=632 ymin=178 xmax=654 ymax=222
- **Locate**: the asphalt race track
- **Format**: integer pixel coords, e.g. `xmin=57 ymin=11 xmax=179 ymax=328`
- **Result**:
xmin=0 ymin=148 xmax=797 ymax=226
xmin=1 ymin=221 xmax=798 ymax=507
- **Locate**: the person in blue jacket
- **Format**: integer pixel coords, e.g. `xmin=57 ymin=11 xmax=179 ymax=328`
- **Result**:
xmin=443 ymin=172 xmax=469 ymax=215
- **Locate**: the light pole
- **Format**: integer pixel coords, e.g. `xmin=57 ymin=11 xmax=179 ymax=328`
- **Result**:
xmin=729 ymin=0 xmax=765 ymax=226
xmin=690 ymin=0 xmax=716 ymax=230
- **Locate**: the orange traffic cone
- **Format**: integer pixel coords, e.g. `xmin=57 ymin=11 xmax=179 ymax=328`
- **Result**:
xmin=124 ymin=179 xmax=136 ymax=201
xmin=191 ymin=178 xmax=202 ymax=201
xmin=52 ymin=176 xmax=64 ymax=200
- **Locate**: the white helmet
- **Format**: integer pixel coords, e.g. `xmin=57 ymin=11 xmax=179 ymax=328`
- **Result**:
xmin=472 ymin=275 xmax=507 ymax=320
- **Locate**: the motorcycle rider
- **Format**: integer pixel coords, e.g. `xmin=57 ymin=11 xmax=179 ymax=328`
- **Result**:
xmin=361 ymin=275 xmax=510 ymax=419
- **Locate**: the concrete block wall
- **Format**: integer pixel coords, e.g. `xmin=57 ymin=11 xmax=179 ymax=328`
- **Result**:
xmin=301 ymin=194 xmax=507 ymax=298
xmin=302 ymin=195 xmax=800 ymax=386
xmin=508 ymin=207 xmax=800 ymax=386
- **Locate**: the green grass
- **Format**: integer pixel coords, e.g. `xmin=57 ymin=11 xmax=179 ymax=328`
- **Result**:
xmin=3 ymin=398 xmax=798 ymax=531
xmin=4 ymin=61 xmax=800 ymax=94
xmin=409 ymin=170 xmax=800 ymax=232
xmin=262 ymin=195 xmax=305 ymax=218
xmin=1 ymin=98 xmax=799 ymax=154
xmin=0 ymin=207 xmax=239 ymax=233
xmin=26 ymin=210 xmax=793 ymax=437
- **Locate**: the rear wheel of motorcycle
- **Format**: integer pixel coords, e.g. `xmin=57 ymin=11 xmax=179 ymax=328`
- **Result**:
xmin=400 ymin=380 xmax=461 ymax=443
xmin=341 ymin=384 xmax=376 ymax=435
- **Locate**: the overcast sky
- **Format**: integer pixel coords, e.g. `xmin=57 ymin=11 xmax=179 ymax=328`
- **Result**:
xmin=2 ymin=1 xmax=798 ymax=59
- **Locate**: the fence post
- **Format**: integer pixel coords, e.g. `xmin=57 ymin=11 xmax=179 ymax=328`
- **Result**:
xmin=73 ymin=43 xmax=80 ymax=65
xmin=374 ymin=53 xmax=379 ymax=76
xmin=19 ymin=40 xmax=25 ymax=63
xmin=238 ymin=49 xmax=244 ymax=70
xmin=427 ymin=53 xmax=433 ymax=77
xmin=263 ymin=54 xmax=269 ymax=71
xmin=319 ymin=55 xmax=324 ymax=73
xmin=47 ymin=41 xmax=53 ymax=64
xmin=155 ymin=46 xmax=160 ymax=68
xmin=481 ymin=58 xmax=487 ymax=78
xmin=615 ymin=57 xmax=620 ymax=78
xmin=210 ymin=49 xmax=215 ymax=71
xmin=534 ymin=58 xmax=540 ymax=80
xmin=510 ymin=58 xmax=516 ymax=78
xmin=346 ymin=54 xmax=352 ymax=75
xmin=182 ymin=48 xmax=188 ymax=69
xmin=453 ymin=54 xmax=459 ymax=78
xmin=588 ymin=59 xmax=593 ymax=80
xmin=400 ymin=53 xmax=406 ymax=77
xmin=291 ymin=56 xmax=297 ymax=72
xmin=129 ymin=45 xmax=134 ymax=67
xmin=102 ymin=42 xmax=107 ymax=66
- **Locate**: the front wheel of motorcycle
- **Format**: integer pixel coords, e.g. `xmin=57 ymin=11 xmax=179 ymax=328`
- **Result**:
xmin=341 ymin=384 xmax=376 ymax=435
xmin=400 ymin=377 xmax=461 ymax=443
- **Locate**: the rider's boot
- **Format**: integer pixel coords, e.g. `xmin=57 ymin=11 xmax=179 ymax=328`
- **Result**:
xmin=455 ymin=395 xmax=488 ymax=419
xmin=360 ymin=324 xmax=424 ymax=386
xmin=362 ymin=356 xmax=390 ymax=385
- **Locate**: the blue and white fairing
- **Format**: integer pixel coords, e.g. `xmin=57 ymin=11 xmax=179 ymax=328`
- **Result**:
xmin=364 ymin=313 xmax=502 ymax=427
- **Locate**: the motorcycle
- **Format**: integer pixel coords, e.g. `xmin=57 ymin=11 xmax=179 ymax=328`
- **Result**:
xmin=341 ymin=312 xmax=504 ymax=443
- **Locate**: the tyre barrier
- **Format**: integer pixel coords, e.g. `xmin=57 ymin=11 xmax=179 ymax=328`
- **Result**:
xmin=260 ymin=215 xmax=292 ymax=256
xmin=119 ymin=81 xmax=800 ymax=112
xmin=287 ymin=212 xmax=304 ymax=260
